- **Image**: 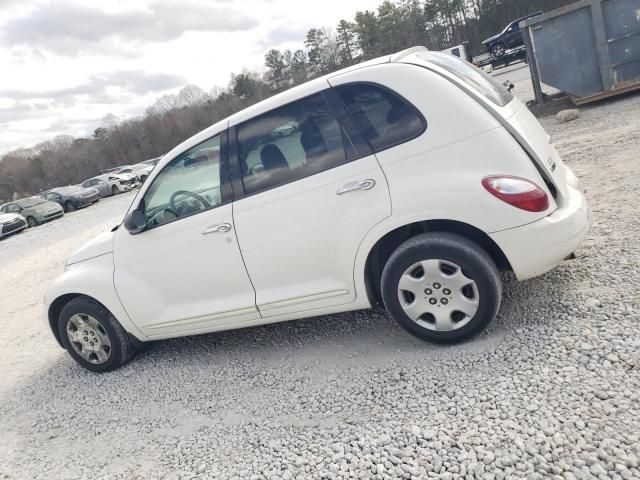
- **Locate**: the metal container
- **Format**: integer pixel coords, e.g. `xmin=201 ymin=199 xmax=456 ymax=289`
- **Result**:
xmin=521 ymin=0 xmax=640 ymax=105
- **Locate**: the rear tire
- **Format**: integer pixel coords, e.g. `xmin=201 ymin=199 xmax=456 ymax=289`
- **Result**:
xmin=26 ymin=216 xmax=38 ymax=227
xmin=381 ymin=232 xmax=501 ymax=343
xmin=491 ymin=43 xmax=506 ymax=57
xmin=58 ymin=296 xmax=137 ymax=372
xmin=111 ymin=185 xmax=119 ymax=195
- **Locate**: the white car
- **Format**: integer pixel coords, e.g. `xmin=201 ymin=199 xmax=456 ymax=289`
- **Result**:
xmin=110 ymin=167 xmax=142 ymax=188
xmin=45 ymin=47 xmax=591 ymax=372
xmin=0 ymin=212 xmax=27 ymax=238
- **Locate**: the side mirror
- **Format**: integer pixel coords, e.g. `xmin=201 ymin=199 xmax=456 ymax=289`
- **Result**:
xmin=123 ymin=209 xmax=147 ymax=234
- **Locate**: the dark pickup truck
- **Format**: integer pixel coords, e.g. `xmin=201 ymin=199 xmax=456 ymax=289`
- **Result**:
xmin=482 ymin=12 xmax=542 ymax=58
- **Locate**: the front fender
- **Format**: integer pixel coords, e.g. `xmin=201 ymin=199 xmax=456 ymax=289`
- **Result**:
xmin=44 ymin=253 xmax=146 ymax=342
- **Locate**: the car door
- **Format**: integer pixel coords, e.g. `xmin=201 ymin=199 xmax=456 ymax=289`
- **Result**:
xmin=112 ymin=130 xmax=260 ymax=337
xmin=505 ymin=21 xmax=521 ymax=48
xmin=230 ymin=89 xmax=392 ymax=318
xmin=92 ymin=179 xmax=108 ymax=196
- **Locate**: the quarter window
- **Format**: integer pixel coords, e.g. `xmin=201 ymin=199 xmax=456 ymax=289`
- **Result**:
xmin=237 ymin=92 xmax=352 ymax=195
xmin=336 ymin=83 xmax=425 ymax=152
xmin=142 ymin=135 xmax=224 ymax=229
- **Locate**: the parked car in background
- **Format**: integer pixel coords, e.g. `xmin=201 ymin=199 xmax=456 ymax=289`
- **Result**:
xmin=129 ymin=163 xmax=155 ymax=183
xmin=45 ymin=47 xmax=590 ymax=372
xmin=482 ymin=12 xmax=542 ymax=57
xmin=0 ymin=212 xmax=27 ymax=239
xmin=39 ymin=186 xmax=100 ymax=213
xmin=111 ymin=167 xmax=142 ymax=188
xmin=100 ymin=166 xmax=122 ymax=174
xmin=1 ymin=197 xmax=63 ymax=227
xmin=82 ymin=174 xmax=137 ymax=196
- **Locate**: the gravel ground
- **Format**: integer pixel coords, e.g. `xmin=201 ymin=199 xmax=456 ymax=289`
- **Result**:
xmin=1 ymin=81 xmax=639 ymax=480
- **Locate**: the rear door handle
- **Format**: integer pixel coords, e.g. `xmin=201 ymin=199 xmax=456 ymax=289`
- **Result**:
xmin=336 ymin=178 xmax=376 ymax=195
xmin=202 ymin=223 xmax=232 ymax=235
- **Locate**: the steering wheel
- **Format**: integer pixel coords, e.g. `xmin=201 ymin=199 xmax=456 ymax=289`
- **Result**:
xmin=249 ymin=163 xmax=265 ymax=175
xmin=169 ymin=190 xmax=212 ymax=213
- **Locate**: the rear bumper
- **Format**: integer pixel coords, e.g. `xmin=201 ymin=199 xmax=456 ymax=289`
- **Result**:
xmin=490 ymin=184 xmax=591 ymax=280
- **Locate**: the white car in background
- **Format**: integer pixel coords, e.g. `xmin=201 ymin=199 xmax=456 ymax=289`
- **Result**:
xmin=0 ymin=212 xmax=28 ymax=238
xmin=45 ymin=47 xmax=591 ymax=372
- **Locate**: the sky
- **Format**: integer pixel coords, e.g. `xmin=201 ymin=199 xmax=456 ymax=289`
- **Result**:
xmin=0 ymin=0 xmax=375 ymax=155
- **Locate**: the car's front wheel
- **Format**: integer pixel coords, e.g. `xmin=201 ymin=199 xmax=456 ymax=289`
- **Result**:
xmin=26 ymin=216 xmax=38 ymax=227
xmin=58 ymin=296 xmax=137 ymax=372
xmin=111 ymin=185 xmax=119 ymax=195
xmin=381 ymin=232 xmax=502 ymax=343
xmin=65 ymin=201 xmax=75 ymax=212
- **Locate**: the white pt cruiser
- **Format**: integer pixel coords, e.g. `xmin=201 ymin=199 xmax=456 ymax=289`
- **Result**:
xmin=45 ymin=47 xmax=591 ymax=372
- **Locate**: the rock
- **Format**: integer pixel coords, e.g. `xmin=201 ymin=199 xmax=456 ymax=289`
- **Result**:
xmin=556 ymin=109 xmax=580 ymax=124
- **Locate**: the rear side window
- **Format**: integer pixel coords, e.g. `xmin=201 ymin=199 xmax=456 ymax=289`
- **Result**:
xmin=237 ymin=91 xmax=353 ymax=195
xmin=417 ymin=51 xmax=514 ymax=107
xmin=336 ymin=83 xmax=425 ymax=152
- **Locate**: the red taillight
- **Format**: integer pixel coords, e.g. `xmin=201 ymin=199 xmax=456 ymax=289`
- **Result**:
xmin=481 ymin=176 xmax=549 ymax=212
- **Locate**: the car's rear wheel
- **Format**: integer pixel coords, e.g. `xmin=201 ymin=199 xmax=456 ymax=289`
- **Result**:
xmin=381 ymin=232 xmax=501 ymax=343
xmin=58 ymin=296 xmax=137 ymax=372
xmin=26 ymin=216 xmax=37 ymax=227
xmin=491 ymin=43 xmax=506 ymax=57
xmin=65 ymin=201 xmax=75 ymax=212
xmin=111 ymin=185 xmax=119 ymax=195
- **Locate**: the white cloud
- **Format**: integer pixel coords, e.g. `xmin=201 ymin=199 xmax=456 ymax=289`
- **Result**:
xmin=0 ymin=0 xmax=377 ymax=153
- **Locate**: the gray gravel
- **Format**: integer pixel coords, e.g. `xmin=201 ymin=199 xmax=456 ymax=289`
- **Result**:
xmin=1 ymin=82 xmax=639 ymax=480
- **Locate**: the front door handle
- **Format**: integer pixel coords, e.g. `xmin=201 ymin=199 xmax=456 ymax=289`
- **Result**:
xmin=202 ymin=223 xmax=232 ymax=235
xmin=336 ymin=178 xmax=376 ymax=195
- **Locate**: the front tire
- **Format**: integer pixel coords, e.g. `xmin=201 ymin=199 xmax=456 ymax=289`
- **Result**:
xmin=26 ymin=216 xmax=38 ymax=227
xmin=381 ymin=233 xmax=501 ymax=343
xmin=111 ymin=185 xmax=119 ymax=195
xmin=65 ymin=201 xmax=75 ymax=213
xmin=58 ymin=296 xmax=137 ymax=372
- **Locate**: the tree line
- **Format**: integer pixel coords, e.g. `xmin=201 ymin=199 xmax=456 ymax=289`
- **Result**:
xmin=0 ymin=0 xmax=574 ymax=202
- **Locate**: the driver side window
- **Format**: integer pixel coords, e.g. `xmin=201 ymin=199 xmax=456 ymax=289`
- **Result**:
xmin=142 ymin=134 xmax=224 ymax=229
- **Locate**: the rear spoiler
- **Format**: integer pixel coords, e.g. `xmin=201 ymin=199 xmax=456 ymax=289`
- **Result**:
xmin=390 ymin=46 xmax=429 ymax=63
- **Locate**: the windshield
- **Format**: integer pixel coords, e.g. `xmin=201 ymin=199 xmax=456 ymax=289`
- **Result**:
xmin=417 ymin=51 xmax=514 ymax=107
xmin=18 ymin=197 xmax=46 ymax=207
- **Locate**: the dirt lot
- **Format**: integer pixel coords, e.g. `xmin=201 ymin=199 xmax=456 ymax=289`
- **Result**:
xmin=1 ymin=72 xmax=639 ymax=479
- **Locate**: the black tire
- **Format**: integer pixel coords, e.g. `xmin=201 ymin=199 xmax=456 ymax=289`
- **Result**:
xmin=381 ymin=232 xmax=502 ymax=344
xmin=65 ymin=201 xmax=75 ymax=213
xmin=140 ymin=175 xmax=148 ymax=184
xmin=58 ymin=296 xmax=137 ymax=372
xmin=491 ymin=43 xmax=506 ymax=57
xmin=26 ymin=216 xmax=38 ymax=227
xmin=111 ymin=185 xmax=119 ymax=195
